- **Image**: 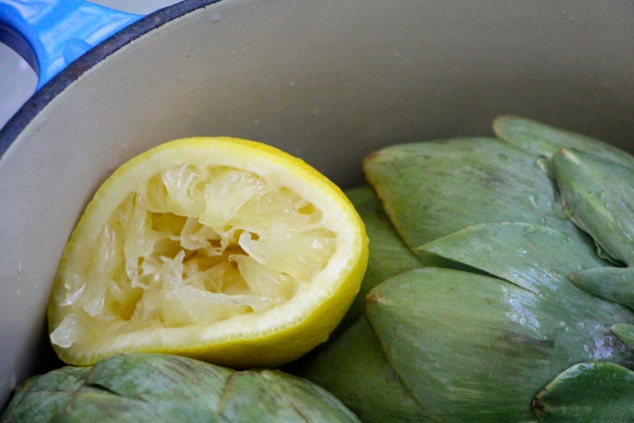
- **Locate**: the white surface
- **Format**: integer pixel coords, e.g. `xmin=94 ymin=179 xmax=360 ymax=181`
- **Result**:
xmin=0 ymin=0 xmax=180 ymax=130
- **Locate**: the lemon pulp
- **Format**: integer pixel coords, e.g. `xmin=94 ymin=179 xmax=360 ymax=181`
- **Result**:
xmin=48 ymin=137 xmax=368 ymax=367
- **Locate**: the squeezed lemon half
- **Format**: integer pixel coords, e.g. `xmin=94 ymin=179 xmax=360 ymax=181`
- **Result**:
xmin=48 ymin=137 xmax=368 ymax=368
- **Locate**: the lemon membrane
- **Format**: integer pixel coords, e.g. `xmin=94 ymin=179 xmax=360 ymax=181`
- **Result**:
xmin=48 ymin=137 xmax=368 ymax=367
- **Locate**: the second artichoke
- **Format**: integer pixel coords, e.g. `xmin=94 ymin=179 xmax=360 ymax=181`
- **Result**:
xmin=297 ymin=116 xmax=634 ymax=422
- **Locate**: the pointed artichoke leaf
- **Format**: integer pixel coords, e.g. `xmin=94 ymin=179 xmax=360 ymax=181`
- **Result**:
xmin=365 ymin=267 xmax=556 ymax=422
xmin=23 ymin=365 xmax=89 ymax=393
xmin=67 ymin=390 xmax=212 ymax=422
xmin=261 ymin=370 xmax=362 ymax=423
xmin=493 ymin=115 xmax=634 ymax=168
xmin=0 ymin=366 xmax=90 ymax=421
xmin=570 ymin=266 xmax=634 ymax=309
xmin=417 ymin=222 xmax=604 ymax=295
xmin=553 ymin=148 xmax=634 ymax=266
xmin=339 ymin=186 xmax=422 ymax=329
xmin=0 ymin=364 xmax=212 ymax=422
xmin=612 ymin=323 xmax=634 ymax=349
xmin=417 ymin=223 xmax=634 ymax=354
xmin=0 ymin=391 xmax=74 ymax=422
xmin=533 ymin=362 xmax=634 ymax=423
xmin=298 ymin=316 xmax=428 ymax=423
xmin=2 ymin=353 xmax=359 ymax=422
xmin=363 ymin=138 xmax=583 ymax=252
xmin=366 ymin=267 xmax=634 ymax=423
xmin=218 ymin=369 xmax=360 ymax=422
xmin=85 ymin=353 xmax=233 ymax=412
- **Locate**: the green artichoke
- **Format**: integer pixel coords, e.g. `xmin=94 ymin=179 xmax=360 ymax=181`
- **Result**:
xmin=297 ymin=116 xmax=634 ymax=422
xmin=1 ymin=353 xmax=359 ymax=422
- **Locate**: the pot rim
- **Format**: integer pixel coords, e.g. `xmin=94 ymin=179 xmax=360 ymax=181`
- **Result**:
xmin=0 ymin=0 xmax=222 ymax=159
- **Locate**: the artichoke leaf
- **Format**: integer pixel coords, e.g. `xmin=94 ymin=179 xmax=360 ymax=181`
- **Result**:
xmin=570 ymin=266 xmax=634 ymax=310
xmin=85 ymin=352 xmax=233 ymax=410
xmin=0 ymin=391 xmax=75 ymax=422
xmin=553 ymin=148 xmax=634 ymax=266
xmin=363 ymin=138 xmax=584 ymax=253
xmin=533 ymin=361 xmax=634 ymax=423
xmin=416 ymin=222 xmax=634 ymax=361
xmin=339 ymin=186 xmax=423 ymax=330
xmin=0 ymin=367 xmax=90 ymax=422
xmin=417 ymin=222 xmax=605 ymax=295
xmin=493 ymin=115 xmax=634 ymax=168
xmin=366 ymin=266 xmax=634 ymax=422
xmin=298 ymin=316 xmax=428 ymax=423
xmin=364 ymin=220 xmax=634 ymax=422
xmin=1 ymin=353 xmax=360 ymax=423
xmin=1 ymin=355 xmax=223 ymax=422
xmin=261 ymin=371 xmax=363 ymax=423
xmin=2 ymin=387 xmax=213 ymax=422
xmin=612 ymin=323 xmax=634 ymax=349
xmin=217 ymin=369 xmax=360 ymax=423
xmin=23 ymin=366 xmax=89 ymax=392
xmin=59 ymin=390 xmax=212 ymax=422
xmin=366 ymin=267 xmax=556 ymax=422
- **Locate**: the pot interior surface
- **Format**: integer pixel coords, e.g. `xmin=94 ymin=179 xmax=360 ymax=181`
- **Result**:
xmin=1 ymin=0 xmax=633 ymax=408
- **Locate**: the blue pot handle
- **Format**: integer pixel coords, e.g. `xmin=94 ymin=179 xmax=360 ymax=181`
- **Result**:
xmin=0 ymin=0 xmax=143 ymax=90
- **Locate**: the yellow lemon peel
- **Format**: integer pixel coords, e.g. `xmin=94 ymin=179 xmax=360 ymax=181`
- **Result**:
xmin=48 ymin=137 xmax=368 ymax=368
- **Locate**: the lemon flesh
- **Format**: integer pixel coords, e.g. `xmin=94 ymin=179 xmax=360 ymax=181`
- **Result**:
xmin=48 ymin=137 xmax=368 ymax=367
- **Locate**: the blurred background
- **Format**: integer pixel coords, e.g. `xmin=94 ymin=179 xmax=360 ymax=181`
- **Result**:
xmin=0 ymin=0 xmax=181 ymax=129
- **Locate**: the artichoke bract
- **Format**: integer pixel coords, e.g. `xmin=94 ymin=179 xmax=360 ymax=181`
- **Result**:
xmin=1 ymin=353 xmax=360 ymax=422
xmin=297 ymin=116 xmax=634 ymax=422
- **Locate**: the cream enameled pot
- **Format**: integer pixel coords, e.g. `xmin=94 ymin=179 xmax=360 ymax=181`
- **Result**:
xmin=1 ymin=0 xmax=633 ymax=408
